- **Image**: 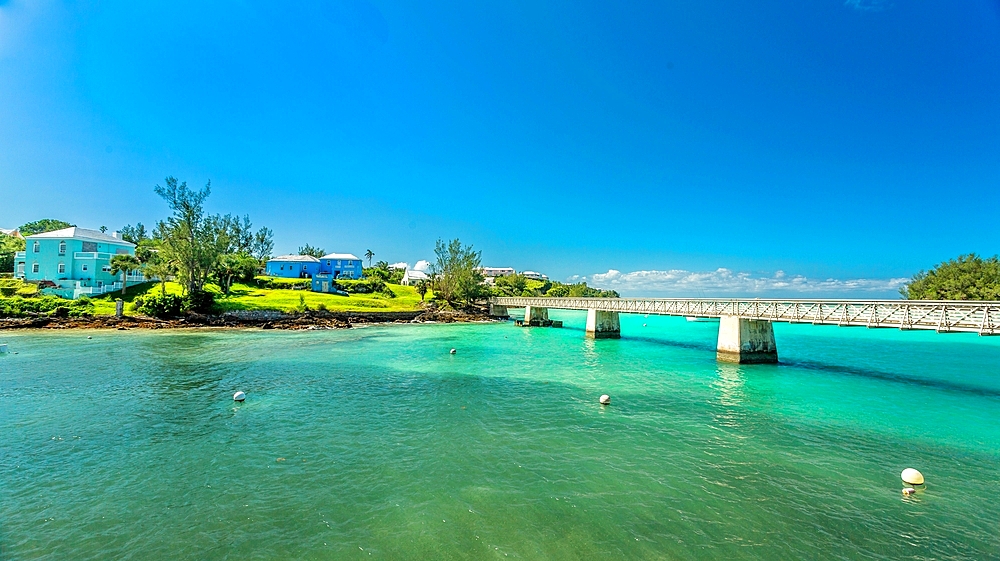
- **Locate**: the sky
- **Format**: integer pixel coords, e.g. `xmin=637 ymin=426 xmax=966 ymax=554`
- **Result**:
xmin=1 ymin=0 xmax=998 ymax=297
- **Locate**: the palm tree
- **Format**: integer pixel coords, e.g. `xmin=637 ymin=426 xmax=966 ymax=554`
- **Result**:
xmin=365 ymin=249 xmax=374 ymax=267
xmin=110 ymin=254 xmax=142 ymax=295
xmin=416 ymin=279 xmax=429 ymax=302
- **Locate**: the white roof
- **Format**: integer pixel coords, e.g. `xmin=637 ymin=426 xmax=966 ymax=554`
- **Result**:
xmin=320 ymin=253 xmax=361 ymax=261
xmin=269 ymin=254 xmax=320 ymax=263
xmin=404 ymin=269 xmax=430 ymax=280
xmin=27 ymin=226 xmax=135 ymax=247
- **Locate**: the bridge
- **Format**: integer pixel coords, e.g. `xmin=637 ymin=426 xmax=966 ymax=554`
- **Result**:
xmin=488 ymin=297 xmax=1000 ymax=364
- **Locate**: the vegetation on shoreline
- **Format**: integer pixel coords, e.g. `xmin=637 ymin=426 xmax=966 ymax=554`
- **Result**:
xmin=489 ymin=273 xmax=619 ymax=298
xmin=901 ymin=253 xmax=1000 ymax=300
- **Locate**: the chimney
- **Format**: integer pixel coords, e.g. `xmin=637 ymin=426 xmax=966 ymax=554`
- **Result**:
xmin=111 ymin=232 xmax=119 ymax=239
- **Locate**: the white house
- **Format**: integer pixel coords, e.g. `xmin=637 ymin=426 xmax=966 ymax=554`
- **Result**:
xmin=400 ymin=269 xmax=429 ymax=286
xmin=480 ymin=267 xmax=515 ymax=278
xmin=522 ymin=271 xmax=548 ymax=280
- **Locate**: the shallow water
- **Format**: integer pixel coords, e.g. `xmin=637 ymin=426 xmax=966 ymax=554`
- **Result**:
xmin=1 ymin=312 xmax=999 ymax=560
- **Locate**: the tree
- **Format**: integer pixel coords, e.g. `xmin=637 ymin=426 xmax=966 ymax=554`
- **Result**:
xmin=120 ymin=223 xmax=148 ymax=244
xmin=214 ymin=252 xmax=260 ymax=295
xmin=100 ymin=226 xmax=108 ymax=233
xmin=252 ymin=227 xmax=274 ymax=261
xmin=0 ymin=233 xmax=25 ymax=273
xmin=365 ymin=249 xmax=374 ymax=267
xmin=153 ymin=177 xmax=216 ymax=294
xmin=110 ymin=254 xmax=142 ymax=295
xmin=19 ymin=219 xmax=73 ymax=236
xmin=901 ymin=254 xmax=1000 ymax=300
xmin=416 ymin=279 xmax=429 ymax=302
xmin=298 ymin=244 xmax=325 ymax=258
xmin=431 ymin=238 xmax=486 ymax=307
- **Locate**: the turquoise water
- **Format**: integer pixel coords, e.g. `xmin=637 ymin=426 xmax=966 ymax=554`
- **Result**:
xmin=2 ymin=312 xmax=999 ymax=560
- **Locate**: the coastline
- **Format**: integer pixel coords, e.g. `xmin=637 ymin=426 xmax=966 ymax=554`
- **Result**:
xmin=0 ymin=308 xmax=496 ymax=331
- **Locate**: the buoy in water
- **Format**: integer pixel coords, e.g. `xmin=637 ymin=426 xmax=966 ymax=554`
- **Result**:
xmin=87 ymin=336 xmax=92 ymax=340
xmin=901 ymin=468 xmax=924 ymax=486
xmin=599 ymin=394 xmax=611 ymax=405
xmin=450 ymin=348 xmax=457 ymax=354
xmin=233 ymin=391 xmax=246 ymax=402
xmin=902 ymin=487 xmax=916 ymax=496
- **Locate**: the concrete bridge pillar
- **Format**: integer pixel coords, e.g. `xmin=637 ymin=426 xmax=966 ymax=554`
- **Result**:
xmin=586 ymin=309 xmax=621 ymax=339
xmin=524 ymin=305 xmax=549 ymax=326
xmin=489 ymin=304 xmax=509 ymax=318
xmin=716 ymin=316 xmax=778 ymax=364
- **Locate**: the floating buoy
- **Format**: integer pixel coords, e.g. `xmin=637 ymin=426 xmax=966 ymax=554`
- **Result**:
xmin=599 ymin=394 xmax=611 ymax=405
xmin=643 ymin=323 xmax=647 ymax=327
xmin=450 ymin=348 xmax=457 ymax=354
xmin=87 ymin=336 xmax=92 ymax=340
xmin=902 ymin=487 xmax=916 ymax=496
xmin=901 ymin=468 xmax=924 ymax=486
xmin=233 ymin=391 xmax=246 ymax=402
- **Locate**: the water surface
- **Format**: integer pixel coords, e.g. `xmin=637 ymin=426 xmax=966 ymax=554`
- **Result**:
xmin=2 ymin=313 xmax=999 ymax=559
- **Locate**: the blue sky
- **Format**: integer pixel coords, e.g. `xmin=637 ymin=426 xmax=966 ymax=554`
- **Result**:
xmin=1 ymin=1 xmax=998 ymax=296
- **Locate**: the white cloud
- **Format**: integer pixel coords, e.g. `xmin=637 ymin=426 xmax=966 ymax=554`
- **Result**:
xmin=413 ymin=260 xmax=431 ymax=272
xmin=389 ymin=261 xmax=408 ymax=270
xmin=579 ymin=267 xmax=907 ymax=297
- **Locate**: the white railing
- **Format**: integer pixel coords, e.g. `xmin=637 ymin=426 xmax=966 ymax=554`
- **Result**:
xmin=14 ymin=251 xmax=25 ymax=258
xmin=491 ymin=297 xmax=1000 ymax=336
xmin=73 ymin=252 xmax=115 ymax=260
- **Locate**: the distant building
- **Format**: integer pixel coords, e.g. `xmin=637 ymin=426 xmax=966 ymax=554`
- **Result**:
xmin=14 ymin=227 xmax=143 ymax=299
xmin=400 ymin=269 xmax=429 ymax=286
xmin=311 ymin=253 xmax=364 ymax=292
xmin=480 ymin=267 xmax=515 ymax=278
xmin=522 ymin=271 xmax=548 ymax=280
xmin=0 ymin=227 xmax=23 ymax=239
xmin=264 ymin=255 xmax=320 ymax=278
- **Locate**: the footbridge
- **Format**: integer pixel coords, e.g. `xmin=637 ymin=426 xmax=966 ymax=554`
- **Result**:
xmin=489 ymin=297 xmax=1000 ymax=364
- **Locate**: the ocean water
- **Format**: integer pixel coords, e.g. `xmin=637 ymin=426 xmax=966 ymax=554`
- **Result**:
xmin=1 ymin=311 xmax=999 ymax=560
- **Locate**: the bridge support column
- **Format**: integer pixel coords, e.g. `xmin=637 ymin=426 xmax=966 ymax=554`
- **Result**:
xmin=586 ymin=309 xmax=621 ymax=339
xmin=716 ymin=316 xmax=777 ymax=364
xmin=489 ymin=304 xmax=509 ymax=318
xmin=524 ymin=306 xmax=549 ymax=326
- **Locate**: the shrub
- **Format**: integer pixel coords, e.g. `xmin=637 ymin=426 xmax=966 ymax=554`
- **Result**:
xmin=0 ymin=295 xmax=93 ymax=318
xmin=254 ymin=276 xmax=312 ymax=290
xmin=133 ymin=293 xmax=184 ymax=318
xmin=183 ymin=290 xmax=217 ymax=314
xmin=336 ymin=278 xmax=386 ymax=295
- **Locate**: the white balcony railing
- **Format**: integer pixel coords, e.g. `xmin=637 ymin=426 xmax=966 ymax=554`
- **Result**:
xmin=14 ymin=251 xmax=25 ymax=259
xmin=74 ymin=252 xmax=115 ymax=260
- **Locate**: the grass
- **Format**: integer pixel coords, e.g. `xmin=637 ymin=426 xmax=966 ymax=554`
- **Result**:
xmin=90 ymin=279 xmax=431 ymax=315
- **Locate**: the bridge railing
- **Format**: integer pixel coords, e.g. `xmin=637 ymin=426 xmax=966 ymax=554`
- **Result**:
xmin=490 ymin=297 xmax=1000 ymax=335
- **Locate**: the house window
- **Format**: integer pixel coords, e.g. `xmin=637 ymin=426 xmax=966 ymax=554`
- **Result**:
xmin=33 ymin=241 xmax=40 ymax=253
xmin=17 ymin=263 xmax=24 ymax=275
xmin=32 ymin=263 xmax=39 ymax=273
xmin=82 ymin=265 xmax=88 ymax=272
xmin=58 ymin=242 xmax=66 ymax=255
xmin=102 ymin=265 xmax=111 ymax=273
xmin=326 ymin=260 xmax=331 ymax=266
xmin=58 ymin=263 xmax=65 ymax=274
xmin=337 ymin=260 xmax=342 ymax=267
xmin=280 ymin=265 xmax=284 ymax=271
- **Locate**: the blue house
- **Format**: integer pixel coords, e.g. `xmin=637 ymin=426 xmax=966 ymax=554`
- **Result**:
xmin=312 ymin=253 xmax=364 ymax=293
xmin=264 ymin=255 xmax=320 ymax=278
xmin=13 ymin=227 xmax=144 ymax=299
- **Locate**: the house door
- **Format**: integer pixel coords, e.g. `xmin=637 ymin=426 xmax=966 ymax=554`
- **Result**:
xmin=322 ymin=281 xmax=329 ymax=292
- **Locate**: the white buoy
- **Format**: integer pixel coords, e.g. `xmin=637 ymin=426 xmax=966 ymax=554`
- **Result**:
xmin=450 ymin=348 xmax=457 ymax=354
xmin=902 ymin=487 xmax=916 ymax=496
xmin=87 ymin=336 xmax=92 ymax=340
xmin=599 ymin=394 xmax=611 ymax=405
xmin=233 ymin=391 xmax=246 ymax=402
xmin=901 ymin=468 xmax=924 ymax=486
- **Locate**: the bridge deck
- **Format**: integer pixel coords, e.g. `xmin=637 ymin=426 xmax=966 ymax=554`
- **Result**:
xmin=491 ymin=297 xmax=1000 ymax=335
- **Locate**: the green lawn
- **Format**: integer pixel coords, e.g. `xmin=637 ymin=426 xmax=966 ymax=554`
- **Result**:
xmin=90 ymin=280 xmax=430 ymax=315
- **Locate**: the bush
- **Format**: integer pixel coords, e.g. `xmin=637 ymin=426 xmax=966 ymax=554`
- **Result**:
xmin=336 ymin=278 xmax=387 ymax=295
xmin=183 ymin=290 xmax=217 ymax=314
xmin=0 ymin=295 xmax=93 ymax=318
xmin=254 ymin=276 xmax=312 ymax=290
xmin=133 ymin=293 xmax=184 ymax=318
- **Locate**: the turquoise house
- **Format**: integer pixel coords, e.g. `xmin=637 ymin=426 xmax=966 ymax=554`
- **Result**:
xmin=14 ymin=227 xmax=143 ymax=299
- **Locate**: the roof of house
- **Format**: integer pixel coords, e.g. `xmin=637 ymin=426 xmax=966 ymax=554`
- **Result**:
xmin=320 ymin=253 xmax=361 ymax=261
xmin=26 ymin=227 xmax=136 ymax=247
xmin=404 ymin=269 xmax=430 ymax=280
xmin=268 ymin=254 xmax=321 ymax=263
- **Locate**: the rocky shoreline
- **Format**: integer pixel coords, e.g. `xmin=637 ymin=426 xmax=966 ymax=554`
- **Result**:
xmin=0 ymin=308 xmax=497 ymax=331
